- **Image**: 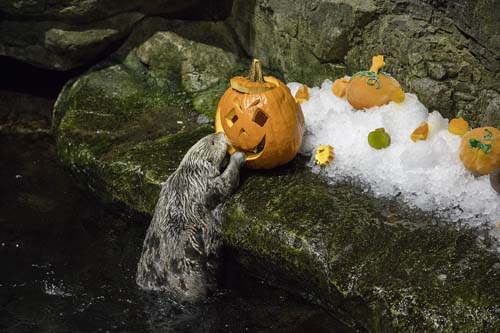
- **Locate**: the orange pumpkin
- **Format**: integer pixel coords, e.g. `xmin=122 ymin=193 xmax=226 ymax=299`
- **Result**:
xmin=332 ymin=77 xmax=349 ymax=98
xmin=295 ymin=84 xmax=310 ymax=104
xmin=346 ymin=55 xmax=405 ymax=110
xmin=459 ymin=127 xmax=500 ymax=175
xmin=215 ymin=59 xmax=305 ymax=169
xmin=410 ymin=122 xmax=429 ymax=142
xmin=448 ymin=117 xmax=469 ymax=136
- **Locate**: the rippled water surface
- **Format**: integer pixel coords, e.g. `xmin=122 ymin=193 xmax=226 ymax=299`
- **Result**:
xmin=0 ymin=133 xmax=353 ymax=332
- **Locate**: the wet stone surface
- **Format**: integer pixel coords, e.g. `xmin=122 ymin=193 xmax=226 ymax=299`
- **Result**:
xmin=224 ymin=160 xmax=500 ymax=332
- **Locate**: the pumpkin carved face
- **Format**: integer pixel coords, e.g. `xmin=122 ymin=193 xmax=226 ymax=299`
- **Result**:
xmin=215 ymin=60 xmax=304 ymax=169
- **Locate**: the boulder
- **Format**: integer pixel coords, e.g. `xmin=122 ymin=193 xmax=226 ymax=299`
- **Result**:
xmin=0 ymin=12 xmax=144 ymax=70
xmin=0 ymin=0 xmax=232 ymax=22
xmin=53 ymin=18 xmax=246 ymax=213
xmin=0 ymin=0 xmax=232 ymax=70
xmin=55 ymin=61 xmax=210 ymax=213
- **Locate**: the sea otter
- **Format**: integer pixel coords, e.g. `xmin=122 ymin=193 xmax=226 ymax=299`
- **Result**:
xmin=136 ymin=132 xmax=245 ymax=301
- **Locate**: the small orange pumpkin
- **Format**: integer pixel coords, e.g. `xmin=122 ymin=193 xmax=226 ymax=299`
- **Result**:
xmin=346 ymin=55 xmax=405 ymax=110
xmin=215 ymin=59 xmax=305 ymax=169
xmin=295 ymin=84 xmax=310 ymax=104
xmin=448 ymin=117 xmax=469 ymax=136
xmin=411 ymin=122 xmax=429 ymax=142
xmin=332 ymin=77 xmax=349 ymax=98
xmin=459 ymin=127 xmax=500 ymax=175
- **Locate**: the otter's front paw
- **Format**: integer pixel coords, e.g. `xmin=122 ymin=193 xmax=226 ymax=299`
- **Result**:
xmin=232 ymin=152 xmax=246 ymax=167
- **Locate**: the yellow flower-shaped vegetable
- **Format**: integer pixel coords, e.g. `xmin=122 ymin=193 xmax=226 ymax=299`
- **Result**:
xmin=368 ymin=128 xmax=391 ymax=149
xmin=332 ymin=78 xmax=349 ymax=98
xmin=448 ymin=117 xmax=469 ymax=136
xmin=315 ymin=145 xmax=334 ymax=166
xmin=411 ymin=122 xmax=429 ymax=142
xmin=295 ymin=84 xmax=310 ymax=104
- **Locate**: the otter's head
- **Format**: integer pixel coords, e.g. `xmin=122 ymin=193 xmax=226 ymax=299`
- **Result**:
xmin=180 ymin=132 xmax=229 ymax=171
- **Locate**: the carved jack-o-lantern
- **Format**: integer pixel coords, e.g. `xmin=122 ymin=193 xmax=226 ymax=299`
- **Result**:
xmin=215 ymin=59 xmax=304 ymax=169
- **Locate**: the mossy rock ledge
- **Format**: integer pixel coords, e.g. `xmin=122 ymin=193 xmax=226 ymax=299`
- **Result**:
xmin=225 ymin=162 xmax=500 ymax=332
xmin=54 ymin=17 xmax=500 ymax=333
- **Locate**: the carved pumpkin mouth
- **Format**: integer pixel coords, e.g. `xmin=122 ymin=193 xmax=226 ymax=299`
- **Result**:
xmin=245 ymin=136 xmax=265 ymax=161
xmin=225 ymin=136 xmax=266 ymax=161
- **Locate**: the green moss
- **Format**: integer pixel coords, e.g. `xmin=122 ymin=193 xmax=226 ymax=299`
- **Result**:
xmin=191 ymin=62 xmax=248 ymax=118
xmin=224 ymin=162 xmax=500 ymax=332
xmin=55 ymin=60 xmax=216 ymax=214
xmin=58 ymin=123 xmax=214 ymax=214
xmin=192 ymin=81 xmax=230 ymax=119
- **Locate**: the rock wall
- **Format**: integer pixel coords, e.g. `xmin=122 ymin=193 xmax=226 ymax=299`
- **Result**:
xmin=1 ymin=0 xmax=499 ymax=126
xmin=0 ymin=0 xmax=232 ymax=70
xmin=227 ymin=0 xmax=500 ymax=125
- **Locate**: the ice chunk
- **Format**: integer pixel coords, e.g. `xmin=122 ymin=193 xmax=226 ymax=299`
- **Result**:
xmin=288 ymin=80 xmax=500 ymax=230
xmin=428 ymin=111 xmax=449 ymax=136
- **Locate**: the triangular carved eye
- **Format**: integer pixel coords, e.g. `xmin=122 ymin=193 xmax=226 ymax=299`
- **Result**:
xmin=225 ymin=110 xmax=239 ymax=127
xmin=254 ymin=110 xmax=268 ymax=127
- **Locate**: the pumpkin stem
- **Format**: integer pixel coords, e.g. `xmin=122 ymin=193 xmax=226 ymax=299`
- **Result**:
xmin=370 ymin=55 xmax=385 ymax=73
xmin=248 ymin=59 xmax=264 ymax=83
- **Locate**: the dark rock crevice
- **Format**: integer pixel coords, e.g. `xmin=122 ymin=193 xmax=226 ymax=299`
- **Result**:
xmin=0 ymin=0 xmax=233 ymax=23
xmin=0 ymin=56 xmax=78 ymax=97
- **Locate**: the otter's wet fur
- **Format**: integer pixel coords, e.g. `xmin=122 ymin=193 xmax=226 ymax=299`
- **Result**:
xmin=136 ymin=132 xmax=245 ymax=301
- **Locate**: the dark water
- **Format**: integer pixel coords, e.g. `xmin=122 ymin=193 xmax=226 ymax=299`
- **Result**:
xmin=0 ymin=133 xmax=353 ymax=332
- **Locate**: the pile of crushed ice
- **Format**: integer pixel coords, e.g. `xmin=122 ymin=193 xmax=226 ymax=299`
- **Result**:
xmin=288 ymin=80 xmax=500 ymax=228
